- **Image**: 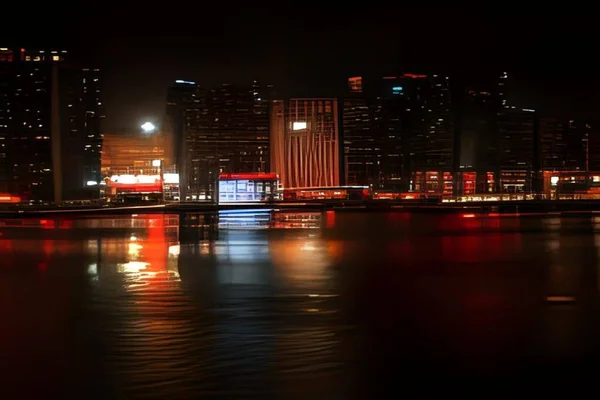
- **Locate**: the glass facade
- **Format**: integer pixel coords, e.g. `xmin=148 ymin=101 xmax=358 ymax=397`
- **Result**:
xmin=218 ymin=174 xmax=279 ymax=203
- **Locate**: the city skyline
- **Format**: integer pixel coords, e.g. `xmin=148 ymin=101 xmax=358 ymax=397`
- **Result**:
xmin=3 ymin=6 xmax=599 ymax=131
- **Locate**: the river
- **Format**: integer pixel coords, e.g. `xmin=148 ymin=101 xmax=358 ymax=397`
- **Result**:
xmin=1 ymin=211 xmax=600 ymax=398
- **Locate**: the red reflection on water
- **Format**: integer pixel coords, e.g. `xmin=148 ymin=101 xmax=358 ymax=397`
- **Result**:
xmin=138 ymin=215 xmax=170 ymax=284
xmin=58 ymin=219 xmax=72 ymax=229
xmin=40 ymin=219 xmax=54 ymax=229
xmin=387 ymin=212 xmax=411 ymax=221
xmin=325 ymin=210 xmax=336 ymax=229
xmin=442 ymin=235 xmax=484 ymax=262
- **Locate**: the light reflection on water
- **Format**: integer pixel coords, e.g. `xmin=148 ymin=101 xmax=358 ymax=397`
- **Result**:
xmin=3 ymin=212 xmax=600 ymax=397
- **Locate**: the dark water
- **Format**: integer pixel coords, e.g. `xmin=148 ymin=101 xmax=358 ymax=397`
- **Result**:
xmin=2 ymin=212 xmax=600 ymax=398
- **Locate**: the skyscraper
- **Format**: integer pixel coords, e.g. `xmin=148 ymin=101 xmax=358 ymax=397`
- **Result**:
xmin=165 ymin=79 xmax=204 ymax=200
xmin=270 ymin=98 xmax=340 ymax=188
xmin=167 ymin=81 xmax=272 ymax=200
xmin=0 ymin=47 xmax=103 ymax=202
xmin=497 ymin=107 xmax=537 ymax=192
xmin=342 ymin=74 xmax=453 ymax=193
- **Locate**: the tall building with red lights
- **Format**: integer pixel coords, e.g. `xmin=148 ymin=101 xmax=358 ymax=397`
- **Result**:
xmin=270 ymin=98 xmax=340 ymax=188
xmin=342 ymin=74 xmax=453 ymax=193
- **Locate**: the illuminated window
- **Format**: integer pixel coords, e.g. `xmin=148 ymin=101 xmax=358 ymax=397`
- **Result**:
xmin=292 ymin=121 xmax=307 ymax=131
xmin=52 ymin=55 xmax=59 ymax=61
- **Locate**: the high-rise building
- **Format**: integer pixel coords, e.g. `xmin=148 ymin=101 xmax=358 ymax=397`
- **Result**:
xmin=165 ymin=79 xmax=203 ymax=200
xmin=497 ymin=107 xmax=537 ymax=192
xmin=454 ymin=72 xmax=540 ymax=195
xmin=0 ymin=47 xmax=103 ymax=203
xmin=342 ymin=74 xmax=453 ymax=193
xmin=456 ymin=88 xmax=503 ymax=194
xmin=270 ymin=98 xmax=340 ymax=188
xmin=170 ymin=81 xmax=272 ymax=200
xmin=342 ymin=92 xmax=379 ymax=187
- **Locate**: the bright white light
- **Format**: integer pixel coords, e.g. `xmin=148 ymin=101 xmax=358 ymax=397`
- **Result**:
xmin=292 ymin=121 xmax=307 ymax=131
xmin=86 ymin=180 xmax=97 ymax=186
xmin=163 ymin=173 xmax=179 ymax=184
xmin=152 ymin=159 xmax=161 ymax=167
xmin=168 ymin=245 xmax=180 ymax=257
xmin=141 ymin=122 xmax=156 ymax=133
xmin=119 ymin=261 xmax=149 ymax=273
xmin=550 ymin=176 xmax=559 ymax=186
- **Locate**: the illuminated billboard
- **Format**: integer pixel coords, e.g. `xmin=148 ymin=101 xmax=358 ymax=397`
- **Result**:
xmin=107 ymin=175 xmax=162 ymax=192
xmin=110 ymin=175 xmax=160 ymax=184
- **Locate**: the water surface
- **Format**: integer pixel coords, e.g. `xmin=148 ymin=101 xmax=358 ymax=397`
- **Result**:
xmin=1 ymin=212 xmax=600 ymax=398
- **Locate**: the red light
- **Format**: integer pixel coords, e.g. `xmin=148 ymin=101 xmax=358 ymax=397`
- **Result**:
xmin=488 ymin=213 xmax=500 ymax=217
xmin=219 ymin=172 xmax=279 ymax=180
xmin=325 ymin=210 xmax=335 ymax=229
xmin=462 ymin=213 xmax=476 ymax=218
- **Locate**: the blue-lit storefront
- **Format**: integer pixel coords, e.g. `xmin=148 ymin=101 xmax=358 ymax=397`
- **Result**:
xmin=218 ymin=173 xmax=280 ymax=203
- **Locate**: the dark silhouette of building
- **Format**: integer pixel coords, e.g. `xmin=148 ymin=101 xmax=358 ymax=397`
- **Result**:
xmin=165 ymin=79 xmax=204 ymax=201
xmin=166 ymin=81 xmax=273 ymax=201
xmin=497 ymin=107 xmax=537 ymax=192
xmin=0 ymin=47 xmax=103 ymax=202
xmin=342 ymin=74 xmax=453 ymax=193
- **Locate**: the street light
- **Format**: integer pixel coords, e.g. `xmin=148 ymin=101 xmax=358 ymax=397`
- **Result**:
xmin=141 ymin=121 xmax=156 ymax=133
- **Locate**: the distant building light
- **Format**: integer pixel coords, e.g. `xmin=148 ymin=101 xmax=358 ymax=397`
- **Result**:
xmin=175 ymin=79 xmax=196 ymax=85
xmin=522 ymin=108 xmax=535 ymax=112
xmin=292 ymin=121 xmax=307 ymax=131
xmin=152 ymin=159 xmax=161 ymax=167
xmin=86 ymin=180 xmax=98 ymax=186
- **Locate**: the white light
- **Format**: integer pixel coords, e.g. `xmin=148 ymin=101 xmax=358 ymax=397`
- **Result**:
xmin=168 ymin=245 xmax=180 ymax=257
xmin=119 ymin=261 xmax=149 ymax=273
xmin=163 ymin=173 xmax=179 ymax=184
xmin=152 ymin=159 xmax=161 ymax=167
xmin=550 ymin=176 xmax=559 ymax=186
xmin=141 ymin=122 xmax=156 ymax=133
xmin=86 ymin=180 xmax=97 ymax=186
xmin=175 ymin=79 xmax=196 ymax=85
xmin=292 ymin=121 xmax=307 ymax=131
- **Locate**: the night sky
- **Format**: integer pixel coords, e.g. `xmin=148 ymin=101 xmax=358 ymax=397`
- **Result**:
xmin=3 ymin=4 xmax=597 ymax=131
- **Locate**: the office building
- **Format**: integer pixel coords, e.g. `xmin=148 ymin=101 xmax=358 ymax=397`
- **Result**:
xmin=0 ymin=47 xmax=103 ymax=203
xmin=342 ymin=92 xmax=379 ymax=187
xmin=271 ymin=98 xmax=340 ymax=188
xmin=343 ymin=74 xmax=453 ymax=193
xmin=165 ymin=79 xmax=203 ymax=200
xmin=497 ymin=107 xmax=537 ymax=192
xmin=167 ymin=81 xmax=272 ymax=200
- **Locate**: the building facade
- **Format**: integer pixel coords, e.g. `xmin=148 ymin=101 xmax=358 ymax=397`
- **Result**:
xmin=167 ymin=81 xmax=272 ymax=200
xmin=0 ymin=47 xmax=103 ymax=203
xmin=342 ymin=74 xmax=453 ymax=193
xmin=271 ymin=98 xmax=340 ymax=188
